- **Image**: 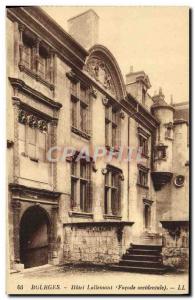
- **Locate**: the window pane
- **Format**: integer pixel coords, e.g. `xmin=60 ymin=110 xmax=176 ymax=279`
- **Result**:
xmin=112 ymin=110 xmax=117 ymax=124
xmin=38 ymin=131 xmax=46 ymax=162
xmin=23 ymin=45 xmax=31 ymax=69
xmin=111 ymin=189 xmax=118 ymax=215
xmin=104 ymin=187 xmax=109 ymax=214
xmin=80 ymin=86 xmax=87 ymax=103
xmin=28 ymin=127 xmax=36 ymax=158
xmin=105 ymin=106 xmax=110 ymax=120
xmin=71 ymin=160 xmax=77 ymax=176
xmin=80 ymin=160 xmax=88 ymax=179
xmin=80 ymin=161 xmax=86 ymax=178
xmin=71 ymin=99 xmax=77 ymax=127
xmin=80 ymin=103 xmax=87 ymax=132
xmin=105 ymin=173 xmax=109 ymax=186
xmin=39 ymin=54 xmax=46 ymax=79
xmin=80 ymin=181 xmax=87 ymax=212
xmin=112 ymin=125 xmax=117 ymax=147
xmin=71 ymin=178 xmax=77 ymax=209
xmin=105 ymin=120 xmax=110 ymax=146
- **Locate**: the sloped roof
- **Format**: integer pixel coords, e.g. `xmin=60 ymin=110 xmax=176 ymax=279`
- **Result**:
xmin=174 ymin=107 xmax=189 ymax=122
xmin=151 ymin=97 xmax=174 ymax=111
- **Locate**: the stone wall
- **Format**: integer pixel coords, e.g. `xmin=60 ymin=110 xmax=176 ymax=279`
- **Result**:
xmin=63 ymin=224 xmax=129 ymax=264
xmin=161 ymin=222 xmax=189 ymax=270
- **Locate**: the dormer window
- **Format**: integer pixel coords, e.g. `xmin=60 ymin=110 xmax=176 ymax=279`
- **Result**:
xmin=38 ymin=45 xmax=51 ymax=81
xmin=22 ymin=33 xmax=34 ymax=70
xmin=18 ymin=26 xmax=55 ymax=90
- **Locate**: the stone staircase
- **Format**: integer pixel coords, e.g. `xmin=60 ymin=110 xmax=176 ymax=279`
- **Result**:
xmin=110 ymin=244 xmax=166 ymax=274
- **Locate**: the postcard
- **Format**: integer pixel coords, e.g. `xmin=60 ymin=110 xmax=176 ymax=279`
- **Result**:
xmin=6 ymin=6 xmax=189 ymax=295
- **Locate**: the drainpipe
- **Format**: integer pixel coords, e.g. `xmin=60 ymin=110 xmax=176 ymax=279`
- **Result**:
xmin=127 ymin=116 xmax=130 ymax=220
xmin=127 ymin=103 xmax=139 ymax=221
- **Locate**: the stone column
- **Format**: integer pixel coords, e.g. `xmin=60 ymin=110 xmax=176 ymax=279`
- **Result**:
xmin=18 ymin=23 xmax=25 ymax=70
xmin=12 ymin=98 xmax=20 ymax=183
xmin=11 ymin=200 xmax=21 ymax=264
xmin=50 ymin=119 xmax=58 ymax=190
xmin=51 ymin=205 xmax=59 ymax=263
xmin=35 ymin=37 xmax=41 ymax=77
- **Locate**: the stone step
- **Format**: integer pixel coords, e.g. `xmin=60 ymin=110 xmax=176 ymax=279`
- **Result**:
xmin=122 ymin=254 xmax=162 ymax=262
xmin=127 ymin=249 xmax=161 ymax=256
xmin=131 ymin=244 xmax=162 ymax=251
xmin=119 ymin=259 xmax=163 ymax=268
xmin=109 ymin=264 xmax=166 ymax=274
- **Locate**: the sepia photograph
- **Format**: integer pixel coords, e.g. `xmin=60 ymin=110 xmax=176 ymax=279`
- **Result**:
xmin=6 ymin=5 xmax=189 ymax=295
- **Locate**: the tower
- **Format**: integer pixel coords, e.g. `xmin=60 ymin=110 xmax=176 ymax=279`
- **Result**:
xmin=151 ymin=88 xmax=174 ymax=190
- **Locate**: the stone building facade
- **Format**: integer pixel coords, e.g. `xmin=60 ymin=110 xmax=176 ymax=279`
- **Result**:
xmin=6 ymin=7 xmax=189 ymax=272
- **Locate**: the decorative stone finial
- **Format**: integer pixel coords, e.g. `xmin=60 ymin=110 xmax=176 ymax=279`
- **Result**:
xmin=159 ymin=87 xmax=163 ymax=95
xmin=130 ymin=65 xmax=134 ymax=73
xmin=170 ymin=94 xmax=173 ymax=105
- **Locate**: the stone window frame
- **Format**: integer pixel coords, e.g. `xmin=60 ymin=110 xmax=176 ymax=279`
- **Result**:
xmin=70 ymin=154 xmax=93 ymax=214
xmin=18 ymin=24 xmax=55 ymax=91
xmin=104 ymin=165 xmax=122 ymax=218
xmin=104 ymin=98 xmax=121 ymax=151
xmin=18 ymin=108 xmax=50 ymax=163
xmin=137 ymin=164 xmax=149 ymax=189
xmin=137 ymin=126 xmax=150 ymax=158
xmin=143 ymin=198 xmax=153 ymax=230
xmin=164 ymin=122 xmax=174 ymax=140
xmin=154 ymin=144 xmax=168 ymax=161
xmin=68 ymin=75 xmax=91 ymax=141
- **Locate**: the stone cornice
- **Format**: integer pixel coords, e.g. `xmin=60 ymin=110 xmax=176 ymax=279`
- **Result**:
xmin=63 ymin=221 xmax=134 ymax=227
xmin=9 ymin=77 xmax=62 ymax=111
xmin=122 ymin=94 xmax=160 ymax=132
xmin=9 ymin=183 xmax=61 ymax=199
xmin=7 ymin=7 xmax=88 ymax=70
xmin=160 ymin=220 xmax=189 ymax=227
xmin=174 ymin=119 xmax=189 ymax=126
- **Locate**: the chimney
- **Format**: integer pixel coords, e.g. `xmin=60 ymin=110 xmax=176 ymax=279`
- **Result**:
xmin=67 ymin=9 xmax=99 ymax=50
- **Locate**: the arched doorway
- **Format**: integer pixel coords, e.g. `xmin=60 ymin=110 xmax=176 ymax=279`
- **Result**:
xmin=20 ymin=206 xmax=51 ymax=268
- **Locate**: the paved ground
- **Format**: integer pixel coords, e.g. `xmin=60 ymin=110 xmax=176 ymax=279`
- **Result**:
xmin=8 ymin=264 xmax=189 ymax=295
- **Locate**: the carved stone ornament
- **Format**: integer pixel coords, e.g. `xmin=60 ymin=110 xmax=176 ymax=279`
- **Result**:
xmin=174 ymin=175 xmax=185 ymax=188
xmin=89 ymin=87 xmax=97 ymax=98
xmin=92 ymin=161 xmax=98 ymax=172
xmin=28 ymin=114 xmax=38 ymax=128
xmin=38 ymin=119 xmax=48 ymax=132
xmin=7 ymin=139 xmax=14 ymax=148
xmin=18 ymin=109 xmax=48 ymax=132
xmin=101 ymin=168 xmax=108 ymax=175
xmin=18 ymin=109 xmax=28 ymax=124
xmin=85 ymin=58 xmax=116 ymax=96
xmin=119 ymin=111 xmax=125 ymax=119
xmin=102 ymin=97 xmax=109 ymax=106
xmin=119 ymin=173 xmax=125 ymax=181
